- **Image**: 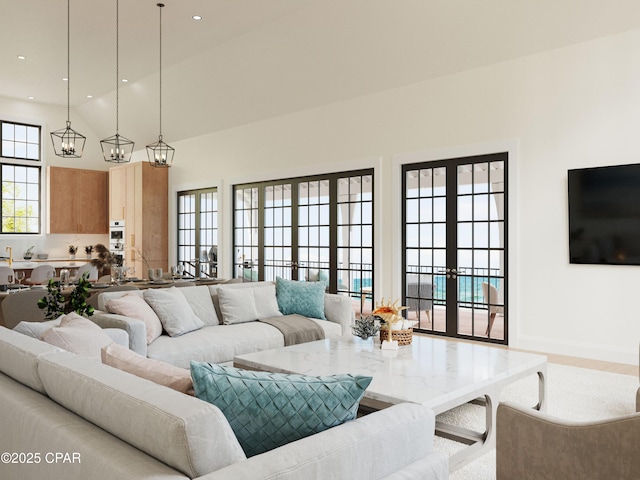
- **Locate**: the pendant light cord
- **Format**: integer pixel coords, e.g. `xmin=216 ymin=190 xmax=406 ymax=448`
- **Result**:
xmin=115 ymin=0 xmax=120 ymax=134
xmin=66 ymin=0 xmax=70 ymax=124
xmin=159 ymin=3 xmax=163 ymax=138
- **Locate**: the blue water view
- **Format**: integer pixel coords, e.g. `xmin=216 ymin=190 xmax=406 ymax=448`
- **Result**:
xmin=433 ymin=275 xmax=500 ymax=305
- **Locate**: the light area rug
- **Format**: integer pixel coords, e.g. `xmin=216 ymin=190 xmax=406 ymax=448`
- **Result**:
xmin=433 ymin=363 xmax=638 ymax=480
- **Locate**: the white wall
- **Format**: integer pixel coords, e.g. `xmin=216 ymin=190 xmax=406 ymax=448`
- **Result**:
xmin=168 ymin=28 xmax=640 ymax=365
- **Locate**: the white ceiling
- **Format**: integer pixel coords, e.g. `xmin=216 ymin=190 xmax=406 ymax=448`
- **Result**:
xmin=3 ymin=0 xmax=640 ymax=146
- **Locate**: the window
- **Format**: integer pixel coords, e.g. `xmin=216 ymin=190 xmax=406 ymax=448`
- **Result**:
xmin=233 ymin=169 xmax=374 ymax=317
xmin=402 ymin=153 xmax=507 ymax=344
xmin=177 ymin=187 xmax=218 ymax=278
xmin=1 ymin=121 xmax=41 ymax=234
xmin=1 ymin=121 xmax=41 ymax=161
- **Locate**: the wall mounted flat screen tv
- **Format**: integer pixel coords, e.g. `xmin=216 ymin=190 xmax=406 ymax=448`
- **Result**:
xmin=568 ymin=163 xmax=640 ymax=265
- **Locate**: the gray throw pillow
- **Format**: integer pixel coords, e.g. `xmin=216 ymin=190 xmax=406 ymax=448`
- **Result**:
xmin=143 ymin=287 xmax=205 ymax=337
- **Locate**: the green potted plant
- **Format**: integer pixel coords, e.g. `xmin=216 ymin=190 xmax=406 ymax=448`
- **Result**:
xmin=84 ymin=245 xmax=93 ymax=259
xmin=23 ymin=245 xmax=35 ymax=260
xmin=68 ymin=245 xmax=78 ymax=259
xmin=37 ymin=273 xmax=95 ymax=320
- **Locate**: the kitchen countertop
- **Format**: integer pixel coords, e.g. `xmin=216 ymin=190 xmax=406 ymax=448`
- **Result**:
xmin=0 ymin=259 xmax=91 ymax=269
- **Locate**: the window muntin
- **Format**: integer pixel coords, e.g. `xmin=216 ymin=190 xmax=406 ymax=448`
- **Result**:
xmin=232 ymin=169 xmax=374 ymax=317
xmin=1 ymin=121 xmax=41 ymax=161
xmin=177 ymin=187 xmax=218 ymax=278
xmin=1 ymin=164 xmax=40 ymax=233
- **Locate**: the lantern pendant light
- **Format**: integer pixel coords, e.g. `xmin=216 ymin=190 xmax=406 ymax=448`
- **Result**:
xmin=50 ymin=0 xmax=86 ymax=158
xmin=101 ymin=0 xmax=134 ymax=163
xmin=146 ymin=3 xmax=174 ymax=167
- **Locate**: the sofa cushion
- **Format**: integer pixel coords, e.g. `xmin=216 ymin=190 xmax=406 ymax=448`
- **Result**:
xmin=178 ymin=286 xmax=219 ymax=326
xmin=15 ymin=318 xmax=128 ymax=348
xmin=146 ymin=322 xmax=285 ymax=368
xmin=0 ymin=326 xmax=62 ymax=394
xmin=276 ymin=277 xmax=326 ymax=320
xmin=101 ymin=343 xmax=194 ymax=395
xmin=143 ymin=287 xmax=205 ymax=337
xmin=41 ymin=313 xmax=114 ymax=360
xmin=217 ymin=283 xmax=281 ymax=325
xmin=106 ymin=294 xmax=163 ymax=344
xmin=37 ymin=351 xmax=246 ymax=478
xmin=191 ymin=362 xmax=372 ymax=457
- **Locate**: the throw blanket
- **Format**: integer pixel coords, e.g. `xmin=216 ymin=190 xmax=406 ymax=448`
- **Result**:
xmin=259 ymin=314 xmax=325 ymax=346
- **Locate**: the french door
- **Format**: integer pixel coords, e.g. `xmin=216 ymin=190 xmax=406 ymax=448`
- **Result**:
xmin=233 ymin=170 xmax=374 ymax=305
xmin=402 ymin=153 xmax=508 ymax=344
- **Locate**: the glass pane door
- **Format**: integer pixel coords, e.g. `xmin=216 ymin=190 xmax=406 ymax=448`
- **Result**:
xmin=457 ymin=160 xmax=505 ymax=340
xmin=403 ymin=153 xmax=508 ymax=344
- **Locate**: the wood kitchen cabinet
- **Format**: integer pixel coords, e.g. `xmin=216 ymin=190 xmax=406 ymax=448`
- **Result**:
xmin=109 ymin=162 xmax=168 ymax=275
xmin=47 ymin=166 xmax=108 ymax=234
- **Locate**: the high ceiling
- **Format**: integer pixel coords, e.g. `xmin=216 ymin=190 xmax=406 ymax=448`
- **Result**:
xmin=3 ymin=0 xmax=640 ymax=146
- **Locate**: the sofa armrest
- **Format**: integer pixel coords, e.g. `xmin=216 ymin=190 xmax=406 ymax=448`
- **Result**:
xmin=496 ymin=402 xmax=640 ymax=480
xmin=323 ymin=293 xmax=354 ymax=335
xmin=199 ymin=403 xmax=447 ymax=480
xmin=90 ymin=312 xmax=147 ymax=356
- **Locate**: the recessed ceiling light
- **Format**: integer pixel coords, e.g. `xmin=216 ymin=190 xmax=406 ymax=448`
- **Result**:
xmin=121 ymin=78 xmax=128 ymax=83
xmin=192 ymin=15 xmax=202 ymax=20
xmin=86 ymin=95 xmax=93 ymax=99
xmin=17 ymin=55 xmax=26 ymax=60
xmin=27 ymin=96 xmax=34 ymax=100
xmin=62 ymin=77 xmax=69 ymax=81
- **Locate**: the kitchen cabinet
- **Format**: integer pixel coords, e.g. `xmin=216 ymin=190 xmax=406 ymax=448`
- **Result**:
xmin=47 ymin=166 xmax=108 ymax=234
xmin=109 ymin=162 xmax=168 ymax=275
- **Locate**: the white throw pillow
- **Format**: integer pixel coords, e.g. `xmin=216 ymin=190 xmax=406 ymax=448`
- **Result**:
xmin=41 ymin=313 xmax=113 ymax=360
xmin=217 ymin=283 xmax=282 ymax=325
xmin=106 ymin=293 xmax=163 ymax=344
xmin=178 ymin=286 xmax=219 ymax=326
xmin=143 ymin=287 xmax=205 ymax=337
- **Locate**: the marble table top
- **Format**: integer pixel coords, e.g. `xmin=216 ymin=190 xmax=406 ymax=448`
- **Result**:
xmin=234 ymin=335 xmax=547 ymax=414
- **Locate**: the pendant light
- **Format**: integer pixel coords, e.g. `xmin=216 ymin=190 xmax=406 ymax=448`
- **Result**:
xmin=50 ymin=0 xmax=86 ymax=158
xmin=101 ymin=0 xmax=134 ymax=163
xmin=146 ymin=3 xmax=174 ymax=167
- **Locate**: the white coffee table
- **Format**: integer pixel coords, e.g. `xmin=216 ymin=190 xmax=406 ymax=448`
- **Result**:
xmin=234 ymin=335 xmax=547 ymax=470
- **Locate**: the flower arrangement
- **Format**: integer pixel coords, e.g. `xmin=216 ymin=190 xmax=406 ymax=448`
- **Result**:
xmin=90 ymin=243 xmax=119 ymax=270
xmin=68 ymin=245 xmax=78 ymax=255
xmin=84 ymin=245 xmax=93 ymax=255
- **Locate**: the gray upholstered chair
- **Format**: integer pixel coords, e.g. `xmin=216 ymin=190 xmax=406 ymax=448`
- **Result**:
xmin=0 ymin=266 xmax=15 ymax=284
xmin=496 ymin=402 xmax=640 ymax=479
xmin=74 ymin=263 xmax=99 ymax=281
xmin=24 ymin=264 xmax=56 ymax=285
xmin=481 ymin=281 xmax=501 ymax=335
xmin=406 ymin=274 xmax=433 ymax=323
xmin=1 ymin=290 xmax=48 ymax=329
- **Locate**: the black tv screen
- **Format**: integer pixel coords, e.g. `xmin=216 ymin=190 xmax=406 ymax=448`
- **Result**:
xmin=568 ymin=163 xmax=640 ymax=265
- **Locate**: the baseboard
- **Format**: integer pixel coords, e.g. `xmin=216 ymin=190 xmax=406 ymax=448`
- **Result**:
xmin=514 ymin=335 xmax=637 ymax=366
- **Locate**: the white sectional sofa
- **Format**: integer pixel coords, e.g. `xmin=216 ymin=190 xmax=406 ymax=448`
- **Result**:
xmin=0 ymin=326 xmax=449 ymax=480
xmin=87 ymin=281 xmax=353 ymax=368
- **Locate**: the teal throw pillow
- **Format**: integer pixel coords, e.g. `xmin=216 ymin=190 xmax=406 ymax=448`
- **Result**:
xmin=190 ymin=361 xmax=372 ymax=457
xmin=317 ymin=269 xmax=329 ymax=288
xmin=276 ymin=277 xmax=326 ymax=319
